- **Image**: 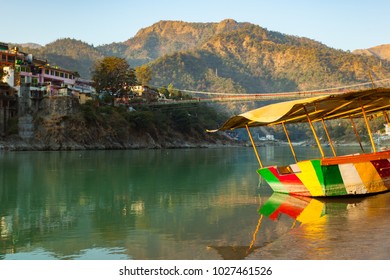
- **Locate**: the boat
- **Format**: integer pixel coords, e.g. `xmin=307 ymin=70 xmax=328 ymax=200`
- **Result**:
xmin=210 ymin=87 xmax=390 ymax=197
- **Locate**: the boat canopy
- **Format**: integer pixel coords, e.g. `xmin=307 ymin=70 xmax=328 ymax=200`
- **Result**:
xmin=212 ymin=88 xmax=390 ymax=131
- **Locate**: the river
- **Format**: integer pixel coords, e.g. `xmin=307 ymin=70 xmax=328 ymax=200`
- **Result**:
xmin=1 ymin=145 xmax=389 ymax=260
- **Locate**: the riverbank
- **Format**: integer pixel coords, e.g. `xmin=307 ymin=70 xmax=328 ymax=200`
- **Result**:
xmin=0 ymin=134 xmax=239 ymax=151
xmin=1 ymin=96 xmax=240 ymax=151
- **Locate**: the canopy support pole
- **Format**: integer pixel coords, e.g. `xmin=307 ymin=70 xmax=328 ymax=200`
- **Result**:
xmin=246 ymin=214 xmax=263 ymax=255
xmin=350 ymin=117 xmax=365 ymax=153
xmin=304 ymin=107 xmax=325 ymax=158
xmin=246 ymin=125 xmax=263 ymax=168
xmin=361 ymin=102 xmax=377 ymax=153
xmin=383 ymin=111 xmax=390 ymax=126
xmin=282 ymin=122 xmax=298 ymax=162
xmin=321 ymin=118 xmax=337 ymax=157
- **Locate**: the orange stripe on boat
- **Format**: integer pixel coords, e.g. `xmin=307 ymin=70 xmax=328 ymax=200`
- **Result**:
xmin=353 ymin=161 xmax=387 ymax=193
xmin=321 ymin=150 xmax=390 ymax=166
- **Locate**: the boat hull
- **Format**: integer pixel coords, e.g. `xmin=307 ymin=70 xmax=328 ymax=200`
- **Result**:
xmin=258 ymin=150 xmax=390 ymax=197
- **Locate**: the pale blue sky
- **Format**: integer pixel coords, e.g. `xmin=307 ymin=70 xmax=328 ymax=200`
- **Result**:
xmin=2 ymin=0 xmax=389 ymax=51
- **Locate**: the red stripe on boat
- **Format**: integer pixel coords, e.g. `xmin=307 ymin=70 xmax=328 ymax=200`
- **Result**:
xmin=371 ymin=159 xmax=390 ymax=178
xmin=268 ymin=167 xmax=311 ymax=196
xmin=269 ymin=197 xmax=306 ymax=220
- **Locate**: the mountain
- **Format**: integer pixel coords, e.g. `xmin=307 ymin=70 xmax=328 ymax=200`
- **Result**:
xmin=147 ymin=21 xmax=390 ymax=93
xmin=19 ymin=43 xmax=43 ymax=49
xmin=13 ymin=20 xmax=390 ymax=92
xmin=353 ymin=44 xmax=390 ymax=60
xmin=98 ymin=19 xmax=247 ymax=66
xmin=16 ymin=38 xmax=104 ymax=79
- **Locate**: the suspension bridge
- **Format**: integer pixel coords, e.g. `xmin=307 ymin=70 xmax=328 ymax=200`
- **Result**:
xmin=147 ymin=78 xmax=390 ymax=106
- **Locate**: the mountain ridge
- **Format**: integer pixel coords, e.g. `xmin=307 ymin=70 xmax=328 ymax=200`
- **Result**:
xmin=353 ymin=44 xmax=390 ymax=60
xmin=10 ymin=19 xmax=390 ymax=92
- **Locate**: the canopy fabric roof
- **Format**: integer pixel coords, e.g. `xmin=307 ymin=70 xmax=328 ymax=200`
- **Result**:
xmin=212 ymin=88 xmax=390 ymax=131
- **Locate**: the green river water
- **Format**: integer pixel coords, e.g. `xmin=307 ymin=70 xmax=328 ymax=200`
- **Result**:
xmin=1 ymin=146 xmax=390 ymax=260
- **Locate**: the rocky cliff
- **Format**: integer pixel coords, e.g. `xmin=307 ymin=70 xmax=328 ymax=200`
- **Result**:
xmin=0 ymin=96 xmax=233 ymax=151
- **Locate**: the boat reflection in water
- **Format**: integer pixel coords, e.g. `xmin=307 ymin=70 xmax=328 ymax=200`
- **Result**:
xmin=211 ymin=193 xmax=366 ymax=260
xmin=259 ymin=193 xmax=326 ymax=227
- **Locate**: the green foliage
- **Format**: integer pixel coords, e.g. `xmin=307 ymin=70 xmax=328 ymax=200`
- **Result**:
xmin=92 ymin=56 xmax=136 ymax=95
xmin=126 ymin=110 xmax=155 ymax=130
xmin=6 ymin=117 xmax=19 ymax=135
xmin=147 ymin=22 xmax=390 ymax=93
xmin=158 ymin=87 xmax=169 ymax=98
xmin=100 ymin=92 xmax=114 ymax=105
xmin=167 ymin=83 xmax=176 ymax=96
xmin=13 ymin=20 xmax=390 ymax=93
xmin=80 ymin=101 xmax=99 ymax=123
xmin=135 ymin=64 xmax=152 ymax=86
xmin=170 ymin=108 xmax=193 ymax=132
xmin=77 ymin=99 xmax=226 ymax=142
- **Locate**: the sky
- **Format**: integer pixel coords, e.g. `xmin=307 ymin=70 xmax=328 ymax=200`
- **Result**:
xmin=1 ymin=0 xmax=389 ymax=51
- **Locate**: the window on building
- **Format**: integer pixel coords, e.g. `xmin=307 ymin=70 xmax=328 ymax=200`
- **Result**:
xmin=45 ymin=69 xmax=49 ymax=75
xmin=55 ymin=71 xmax=59 ymax=77
xmin=60 ymin=72 xmax=64 ymax=78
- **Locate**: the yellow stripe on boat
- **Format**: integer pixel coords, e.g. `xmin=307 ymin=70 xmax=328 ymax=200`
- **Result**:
xmin=296 ymin=198 xmax=324 ymax=224
xmin=295 ymin=160 xmax=324 ymax=196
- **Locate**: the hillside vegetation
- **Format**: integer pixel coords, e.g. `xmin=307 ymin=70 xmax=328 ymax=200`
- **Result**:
xmin=5 ymin=19 xmax=390 ymax=150
xmin=353 ymin=44 xmax=390 ymax=60
xmin=12 ymin=19 xmax=390 ymax=94
xmin=16 ymin=38 xmax=103 ymax=78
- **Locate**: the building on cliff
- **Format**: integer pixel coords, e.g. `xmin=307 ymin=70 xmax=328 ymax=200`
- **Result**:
xmin=130 ymin=85 xmax=166 ymax=102
xmin=1 ymin=42 xmax=95 ymax=102
xmin=0 ymin=82 xmax=17 ymax=136
xmin=1 ymin=42 xmax=95 ymax=138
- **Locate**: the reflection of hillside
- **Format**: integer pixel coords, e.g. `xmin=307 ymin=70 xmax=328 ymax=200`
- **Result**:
xmin=4 ymin=147 xmax=387 ymax=259
xmin=4 ymin=147 xmax=387 ymax=260
xmin=1 ymin=148 xmax=265 ymax=259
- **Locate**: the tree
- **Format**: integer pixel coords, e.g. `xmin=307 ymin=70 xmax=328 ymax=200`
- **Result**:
xmin=92 ymin=56 xmax=136 ymax=96
xmin=135 ymin=65 xmax=152 ymax=86
xmin=167 ymin=83 xmax=176 ymax=97
xmin=0 ymin=67 xmax=4 ymax=81
xmin=158 ymin=87 xmax=169 ymax=98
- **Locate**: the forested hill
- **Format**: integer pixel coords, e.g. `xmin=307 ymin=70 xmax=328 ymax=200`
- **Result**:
xmin=98 ymin=19 xmax=251 ymax=65
xmin=17 ymin=38 xmax=103 ymax=79
xmin=353 ymin=44 xmax=390 ymax=60
xmin=145 ymin=20 xmax=390 ymax=93
xmin=13 ymin=19 xmax=390 ymax=93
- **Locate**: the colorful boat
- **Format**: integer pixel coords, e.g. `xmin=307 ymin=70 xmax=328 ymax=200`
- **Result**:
xmin=210 ymin=87 xmax=390 ymax=197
